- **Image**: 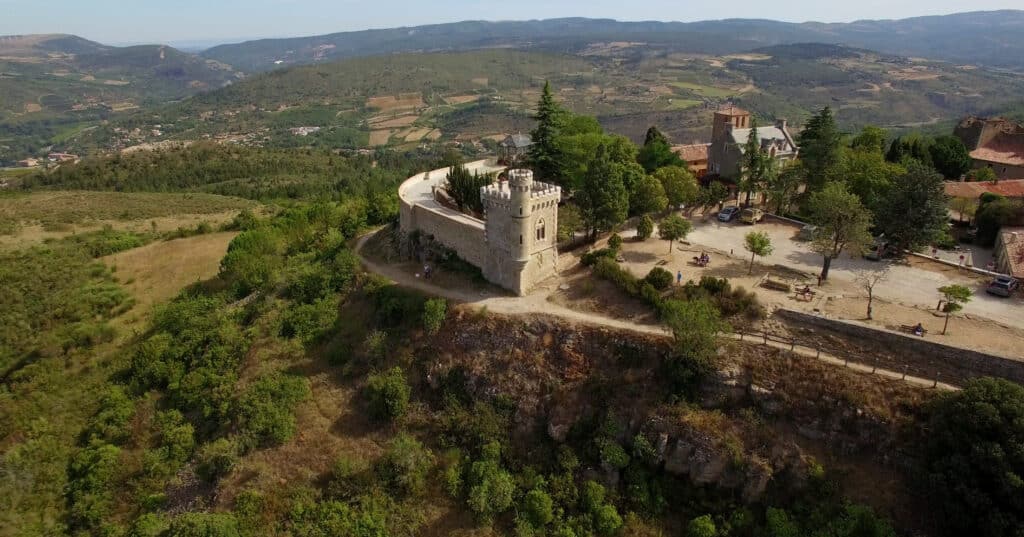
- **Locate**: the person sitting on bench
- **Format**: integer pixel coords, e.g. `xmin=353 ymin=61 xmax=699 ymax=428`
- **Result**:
xmin=913 ymin=323 xmax=924 ymax=337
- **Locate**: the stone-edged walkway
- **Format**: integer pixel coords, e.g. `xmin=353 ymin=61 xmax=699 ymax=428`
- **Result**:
xmin=355 ymin=232 xmax=957 ymax=391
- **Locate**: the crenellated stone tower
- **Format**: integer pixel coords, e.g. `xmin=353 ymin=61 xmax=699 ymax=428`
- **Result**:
xmin=481 ymin=169 xmax=561 ymax=295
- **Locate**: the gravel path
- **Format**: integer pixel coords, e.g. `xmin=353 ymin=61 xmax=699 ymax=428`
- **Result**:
xmin=354 ymin=232 xmax=955 ymax=390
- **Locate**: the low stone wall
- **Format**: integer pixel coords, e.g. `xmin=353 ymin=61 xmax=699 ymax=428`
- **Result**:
xmin=775 ymin=309 xmax=1024 ymax=385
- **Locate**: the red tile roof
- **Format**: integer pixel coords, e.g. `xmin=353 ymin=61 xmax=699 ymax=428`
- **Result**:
xmin=945 ymin=179 xmax=1024 ymax=199
xmin=970 ymin=144 xmax=1024 ymax=167
xmin=999 ymin=227 xmax=1024 ymax=279
xmin=672 ymin=143 xmax=710 ymax=163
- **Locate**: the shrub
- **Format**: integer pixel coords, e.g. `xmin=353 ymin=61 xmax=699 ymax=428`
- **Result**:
xmin=67 ymin=441 xmax=121 ymax=530
xmin=580 ymin=247 xmax=616 ymax=267
xmin=597 ymin=438 xmax=631 ymax=470
xmin=371 ymin=284 xmax=426 ymax=327
xmin=593 ymin=258 xmax=639 ymax=295
xmin=422 ymin=298 xmax=447 ymax=335
xmin=130 ymin=513 xmax=170 ymax=537
xmin=593 ymin=504 xmax=624 ymax=536
xmin=636 ymin=215 xmax=654 ymax=241
xmin=581 ymin=481 xmax=606 ymax=513
xmin=84 ymin=387 xmax=135 ymax=444
xmin=687 ymin=514 xmax=718 ymax=537
xmin=608 ymin=233 xmax=623 ymax=254
xmin=466 ymin=442 xmax=515 ymax=523
xmin=166 ymin=513 xmax=241 ymax=537
xmin=237 ymin=373 xmax=311 ymax=449
xmin=377 ymin=433 xmax=434 ymax=497
xmin=644 ymin=267 xmax=673 ymax=291
xmin=326 ymin=455 xmax=372 ymax=501
xmin=365 ymin=367 xmax=411 ymax=422
xmin=279 ymin=298 xmax=337 ymax=343
xmin=196 ymin=438 xmax=239 ymax=482
xmin=522 ymin=489 xmax=555 ymax=528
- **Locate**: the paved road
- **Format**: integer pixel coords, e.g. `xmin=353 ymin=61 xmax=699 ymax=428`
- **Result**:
xmin=686 ymin=218 xmax=1023 ymax=329
xmin=354 ymin=232 xmax=955 ymax=391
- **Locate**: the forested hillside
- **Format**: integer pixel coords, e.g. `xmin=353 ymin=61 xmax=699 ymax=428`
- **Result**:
xmin=70 ymin=45 xmax=1024 ymax=157
xmin=201 ymin=11 xmax=1024 ymax=71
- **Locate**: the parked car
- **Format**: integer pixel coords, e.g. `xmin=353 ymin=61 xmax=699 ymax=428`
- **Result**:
xmin=796 ymin=224 xmax=818 ymax=241
xmin=863 ymin=237 xmax=897 ymax=261
xmin=718 ymin=206 xmax=741 ymax=222
xmin=740 ymin=208 xmax=764 ymax=224
xmin=986 ymin=276 xmax=1020 ymax=297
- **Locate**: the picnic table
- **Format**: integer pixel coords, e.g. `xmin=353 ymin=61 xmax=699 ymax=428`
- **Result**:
xmin=795 ymin=287 xmax=817 ymax=301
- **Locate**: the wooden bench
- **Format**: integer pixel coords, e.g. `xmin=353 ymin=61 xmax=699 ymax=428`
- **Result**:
xmin=761 ymin=279 xmax=792 ymax=293
xmin=900 ymin=324 xmax=929 ymax=337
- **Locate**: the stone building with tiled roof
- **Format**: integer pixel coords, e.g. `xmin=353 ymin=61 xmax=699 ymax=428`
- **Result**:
xmin=707 ymin=107 xmax=797 ymax=180
xmin=954 ymin=117 xmax=1024 ymax=180
xmin=672 ymin=143 xmax=710 ymax=178
xmin=994 ymin=227 xmax=1024 ymax=279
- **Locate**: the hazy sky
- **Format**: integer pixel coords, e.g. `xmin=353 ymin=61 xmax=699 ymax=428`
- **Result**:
xmin=1 ymin=0 xmax=1020 ymax=45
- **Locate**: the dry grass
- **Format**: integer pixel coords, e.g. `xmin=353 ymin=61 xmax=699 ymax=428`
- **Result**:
xmin=370 ymin=115 xmax=419 ymax=129
xmin=366 ymin=93 xmax=424 ymax=112
xmin=369 ymin=129 xmax=395 ymax=146
xmin=404 ymin=128 xmax=433 ymax=142
xmin=442 ymin=94 xmax=480 ymax=105
xmin=0 ymin=190 xmax=255 ymax=226
xmin=103 ymin=232 xmax=238 ymax=326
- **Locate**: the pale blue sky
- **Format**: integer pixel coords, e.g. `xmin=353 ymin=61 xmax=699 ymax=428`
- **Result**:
xmin=1 ymin=0 xmax=1020 ymax=45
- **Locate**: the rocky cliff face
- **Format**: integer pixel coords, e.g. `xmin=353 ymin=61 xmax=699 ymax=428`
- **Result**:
xmin=423 ymin=309 xmax=929 ymax=506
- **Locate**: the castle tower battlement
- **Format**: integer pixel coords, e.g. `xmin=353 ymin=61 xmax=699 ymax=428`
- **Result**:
xmin=400 ymin=161 xmax=561 ymax=296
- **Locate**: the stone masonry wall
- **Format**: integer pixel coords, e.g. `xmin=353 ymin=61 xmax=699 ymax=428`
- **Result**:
xmin=409 ymin=206 xmax=487 ymax=268
xmin=776 ymin=309 xmax=1024 ymax=385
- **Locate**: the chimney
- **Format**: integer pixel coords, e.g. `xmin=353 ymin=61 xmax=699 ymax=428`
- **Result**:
xmin=775 ymin=118 xmax=788 ymax=131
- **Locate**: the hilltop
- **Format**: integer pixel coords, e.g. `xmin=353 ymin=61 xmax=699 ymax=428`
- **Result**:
xmin=73 ymin=45 xmax=1024 ymax=156
xmin=0 ymin=34 xmax=243 ymax=162
xmin=201 ymin=11 xmax=1024 ymax=71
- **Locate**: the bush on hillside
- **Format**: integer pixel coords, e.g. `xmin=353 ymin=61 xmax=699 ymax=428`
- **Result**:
xmin=644 ymin=267 xmax=674 ymax=291
xmin=365 ymin=366 xmax=411 ymax=422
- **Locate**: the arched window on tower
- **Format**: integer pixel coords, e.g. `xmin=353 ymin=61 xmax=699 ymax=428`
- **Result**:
xmin=535 ymin=219 xmax=546 ymax=242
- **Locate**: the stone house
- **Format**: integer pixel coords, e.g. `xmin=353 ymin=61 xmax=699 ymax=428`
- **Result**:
xmin=954 ymin=117 xmax=1024 ymax=180
xmin=707 ymin=107 xmax=798 ymax=180
xmin=672 ymin=143 xmax=710 ymax=179
xmin=994 ymin=227 xmax=1024 ymax=279
xmin=499 ymin=134 xmax=533 ymax=166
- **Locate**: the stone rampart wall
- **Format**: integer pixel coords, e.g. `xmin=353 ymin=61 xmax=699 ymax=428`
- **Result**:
xmin=776 ymin=309 xmax=1024 ymax=385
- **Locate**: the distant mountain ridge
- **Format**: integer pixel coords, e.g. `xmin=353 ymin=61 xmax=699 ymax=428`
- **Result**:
xmin=199 ymin=11 xmax=1024 ymax=71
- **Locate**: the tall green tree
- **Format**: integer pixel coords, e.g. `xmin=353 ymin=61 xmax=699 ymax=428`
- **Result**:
xmin=654 ymin=165 xmax=700 ymax=209
xmin=850 ymin=125 xmax=887 ymax=154
xmin=806 ymin=182 xmax=873 ymax=281
xmin=938 ymin=284 xmax=972 ymax=335
xmin=658 ymin=214 xmax=692 ymax=254
xmin=886 ymin=134 xmax=933 ymax=167
xmin=699 ymin=181 xmax=731 ymax=215
xmin=577 ymin=145 xmax=629 ymax=240
xmin=445 ymin=164 xmax=491 ymax=213
xmin=766 ymin=161 xmax=805 ymax=214
xmin=739 ymin=117 xmax=769 ymax=207
xmin=840 ymin=149 xmax=905 ymax=214
xmin=875 ymin=162 xmax=949 ymax=253
xmin=929 ymin=135 xmax=973 ymax=179
xmin=529 ymin=81 xmax=566 ymax=185
xmin=630 ymin=174 xmax=669 ymax=216
xmin=637 ymin=126 xmax=683 ymax=173
xmin=798 ymin=107 xmax=843 ymax=191
xmin=921 ymin=377 xmax=1024 ymax=537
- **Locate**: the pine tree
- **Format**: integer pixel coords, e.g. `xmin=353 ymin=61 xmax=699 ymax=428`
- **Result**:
xmin=529 ymin=81 xmax=566 ymax=186
xmin=798 ymin=107 xmax=843 ymax=191
xmin=739 ymin=117 xmax=766 ymax=207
